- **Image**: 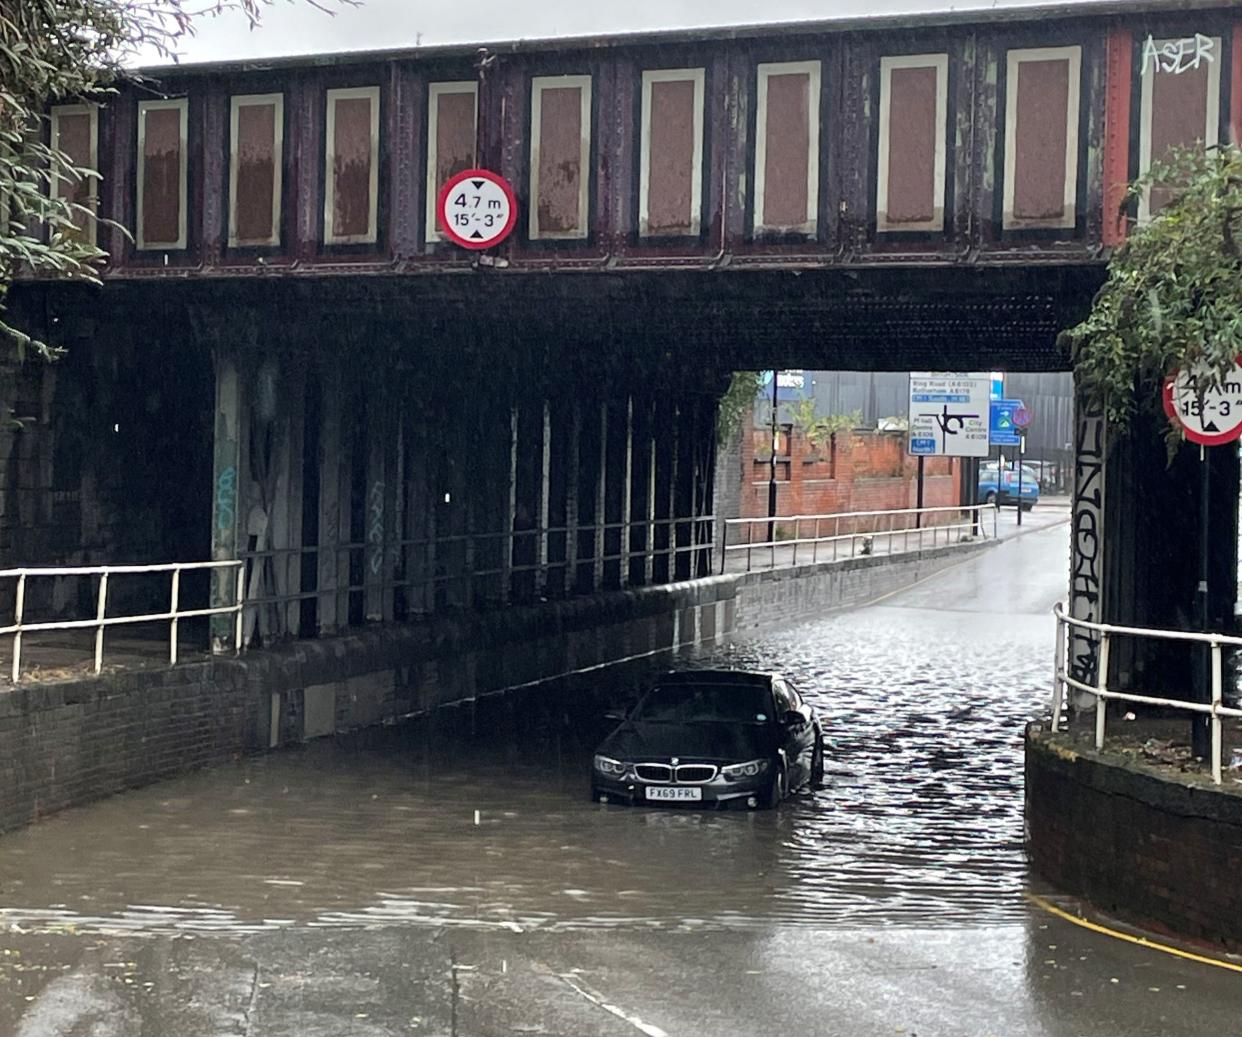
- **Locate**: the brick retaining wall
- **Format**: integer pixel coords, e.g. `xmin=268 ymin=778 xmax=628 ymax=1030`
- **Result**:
xmin=1026 ymin=724 xmax=1242 ymax=949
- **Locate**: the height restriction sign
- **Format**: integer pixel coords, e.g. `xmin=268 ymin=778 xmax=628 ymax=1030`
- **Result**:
xmin=1162 ymin=357 xmax=1242 ymax=447
xmin=436 ymin=168 xmax=518 ymax=250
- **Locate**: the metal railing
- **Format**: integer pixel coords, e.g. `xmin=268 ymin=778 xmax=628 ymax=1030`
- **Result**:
xmin=1051 ymin=602 xmax=1242 ymax=784
xmin=238 ymin=514 xmax=716 ymax=629
xmin=721 ymin=503 xmax=999 ymax=573
xmin=0 ymin=561 xmax=244 ymax=683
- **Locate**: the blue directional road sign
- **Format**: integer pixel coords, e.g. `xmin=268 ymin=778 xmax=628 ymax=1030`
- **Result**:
xmin=991 ymin=400 xmax=1023 ymax=445
xmin=990 ymin=398 xmax=1024 ymax=446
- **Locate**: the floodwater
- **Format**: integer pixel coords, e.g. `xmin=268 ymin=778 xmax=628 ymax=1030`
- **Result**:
xmin=7 ymin=515 xmax=1242 ymax=1037
xmin=0 ymin=524 xmax=1060 ymax=940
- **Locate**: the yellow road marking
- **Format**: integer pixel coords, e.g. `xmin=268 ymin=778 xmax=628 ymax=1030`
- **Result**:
xmin=1024 ymin=892 xmax=1242 ymax=975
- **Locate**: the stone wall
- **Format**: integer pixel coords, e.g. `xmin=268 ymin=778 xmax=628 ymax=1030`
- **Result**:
xmin=1026 ymin=724 xmax=1242 ymax=949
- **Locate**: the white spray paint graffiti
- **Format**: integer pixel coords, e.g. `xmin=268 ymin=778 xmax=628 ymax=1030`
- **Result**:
xmin=368 ymin=480 xmax=385 ymax=576
xmin=1142 ymin=33 xmax=1214 ymax=76
xmin=1069 ymin=400 xmax=1106 ymax=690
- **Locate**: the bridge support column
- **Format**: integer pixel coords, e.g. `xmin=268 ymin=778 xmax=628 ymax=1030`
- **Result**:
xmin=593 ymin=402 xmax=607 ymax=592
xmin=316 ymin=365 xmax=346 ymax=636
xmin=620 ymin=397 xmax=634 ymax=588
xmin=210 ymin=355 xmax=247 ymax=654
xmin=565 ymin=401 xmax=581 ymax=595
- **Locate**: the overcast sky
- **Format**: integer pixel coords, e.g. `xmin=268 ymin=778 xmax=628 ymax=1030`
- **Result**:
xmin=158 ymin=0 xmax=1069 ymax=66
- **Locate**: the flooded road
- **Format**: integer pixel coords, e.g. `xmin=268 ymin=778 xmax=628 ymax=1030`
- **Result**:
xmin=2 ymin=518 xmax=1241 ymax=1036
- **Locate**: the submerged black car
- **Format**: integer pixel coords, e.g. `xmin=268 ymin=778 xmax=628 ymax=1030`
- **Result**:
xmin=591 ymin=670 xmax=824 ymax=809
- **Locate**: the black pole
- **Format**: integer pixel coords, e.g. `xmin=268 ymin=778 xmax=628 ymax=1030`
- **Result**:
xmin=1016 ymin=434 xmax=1024 ymax=527
xmin=1193 ymin=444 xmax=1211 ymax=758
xmin=915 ymin=455 xmax=925 ymax=528
xmin=767 ymin=370 xmax=778 ymax=545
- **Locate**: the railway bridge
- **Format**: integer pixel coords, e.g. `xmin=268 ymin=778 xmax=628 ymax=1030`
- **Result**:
xmin=2 ymin=0 xmax=1240 ymax=714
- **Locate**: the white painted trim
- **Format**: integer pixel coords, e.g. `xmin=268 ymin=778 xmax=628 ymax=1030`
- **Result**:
xmin=50 ymin=103 xmax=100 ymax=247
xmin=1002 ymin=46 xmax=1081 ymax=230
xmin=228 ymin=93 xmax=283 ymax=248
xmin=638 ymin=67 xmax=705 ymax=237
xmin=324 ymin=86 xmax=380 ymax=245
xmin=425 ymin=81 xmax=478 ymax=243
xmin=875 ymin=54 xmax=948 ymax=233
xmin=136 ymin=98 xmax=188 ymax=250
xmin=754 ymin=60 xmax=821 ymax=235
xmin=1137 ymin=36 xmax=1221 ymax=222
xmin=529 ymin=74 xmax=592 ymax=240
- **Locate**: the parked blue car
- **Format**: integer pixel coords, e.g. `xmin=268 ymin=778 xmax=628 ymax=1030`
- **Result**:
xmin=978 ymin=463 xmax=1039 ymax=510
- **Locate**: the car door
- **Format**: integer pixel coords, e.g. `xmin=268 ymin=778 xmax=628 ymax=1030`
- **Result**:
xmin=773 ymin=678 xmax=814 ymax=787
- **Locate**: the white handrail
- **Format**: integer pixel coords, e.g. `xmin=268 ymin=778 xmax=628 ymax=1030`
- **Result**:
xmin=1051 ymin=601 xmax=1242 ymax=784
xmin=1 ymin=561 xmax=245 ymax=683
xmin=722 ymin=503 xmax=999 ymax=571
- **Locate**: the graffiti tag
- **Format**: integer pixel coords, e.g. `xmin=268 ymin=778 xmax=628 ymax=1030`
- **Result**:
xmin=368 ymin=480 xmax=385 ymax=576
xmin=1142 ymin=33 xmax=1214 ymax=76
xmin=215 ymin=465 xmax=237 ymax=534
xmin=1068 ymin=402 xmax=1106 ymax=686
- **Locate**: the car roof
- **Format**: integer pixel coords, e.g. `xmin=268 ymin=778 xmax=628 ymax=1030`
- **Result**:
xmin=656 ymin=670 xmax=775 ymax=686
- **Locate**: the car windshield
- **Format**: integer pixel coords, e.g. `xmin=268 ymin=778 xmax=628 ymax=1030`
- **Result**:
xmin=629 ymin=682 xmax=772 ymax=724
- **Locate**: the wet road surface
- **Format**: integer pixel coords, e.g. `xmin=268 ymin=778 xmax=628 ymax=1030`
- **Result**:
xmin=2 ymin=519 xmax=1240 ymax=1035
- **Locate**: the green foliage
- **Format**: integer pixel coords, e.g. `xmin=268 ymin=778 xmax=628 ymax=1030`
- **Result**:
xmin=1061 ymin=145 xmax=1242 ymax=449
xmin=785 ymin=396 xmax=860 ymax=454
xmin=717 ymin=370 xmax=764 ymax=445
xmin=0 ymin=0 xmax=348 ymax=360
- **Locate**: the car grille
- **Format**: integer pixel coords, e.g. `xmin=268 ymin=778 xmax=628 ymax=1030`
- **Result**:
xmin=635 ymin=763 xmax=673 ymax=782
xmin=675 ymin=765 xmax=717 ymax=783
xmin=632 ymin=763 xmax=718 ymax=783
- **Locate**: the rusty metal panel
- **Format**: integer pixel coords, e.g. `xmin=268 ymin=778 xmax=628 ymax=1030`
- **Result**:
xmin=1102 ymin=29 xmax=1133 ymax=247
xmin=530 ymin=75 xmax=591 ymax=239
xmin=754 ymin=61 xmax=819 ymax=234
xmin=1003 ymin=47 xmax=1081 ymax=229
xmin=49 ymin=105 xmax=98 ymax=244
xmin=230 ymin=95 xmax=282 ymax=247
xmin=324 ymin=87 xmax=379 ymax=244
xmin=425 ymin=82 xmax=476 ymax=242
xmin=640 ymin=71 xmax=703 ymax=236
xmin=137 ymin=101 xmax=187 ymax=249
xmin=1139 ymin=34 xmax=1220 ymax=218
xmin=877 ymin=60 xmax=946 ymax=230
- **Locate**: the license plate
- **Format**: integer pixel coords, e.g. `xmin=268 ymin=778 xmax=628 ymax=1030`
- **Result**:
xmin=645 ymin=786 xmax=702 ymax=802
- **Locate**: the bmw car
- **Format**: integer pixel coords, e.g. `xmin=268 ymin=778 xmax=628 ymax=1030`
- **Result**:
xmin=591 ymin=670 xmax=824 ymax=809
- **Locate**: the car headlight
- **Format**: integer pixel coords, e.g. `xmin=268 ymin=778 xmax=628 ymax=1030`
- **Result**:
xmin=721 ymin=759 xmax=770 ymax=779
xmin=593 ymin=755 xmax=628 ymax=777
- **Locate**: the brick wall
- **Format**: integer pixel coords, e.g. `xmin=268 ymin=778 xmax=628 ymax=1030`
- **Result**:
xmin=1026 ymin=724 xmax=1242 ymax=949
xmin=0 ymin=575 xmax=738 ymax=834
xmin=741 ymin=426 xmax=961 ymax=524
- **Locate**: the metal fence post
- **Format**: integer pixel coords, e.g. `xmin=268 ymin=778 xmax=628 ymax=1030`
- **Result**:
xmin=234 ymin=563 xmax=245 ymax=654
xmin=169 ymin=567 xmax=181 ymax=666
xmin=1211 ymin=641 xmax=1223 ymax=784
xmin=93 ymin=570 xmax=109 ymax=675
xmin=11 ymin=572 xmax=25 ymax=683
xmin=1051 ymin=610 xmax=1066 ymax=732
xmin=791 ymin=517 xmax=799 ymax=567
xmin=1094 ymin=631 xmax=1111 ymax=750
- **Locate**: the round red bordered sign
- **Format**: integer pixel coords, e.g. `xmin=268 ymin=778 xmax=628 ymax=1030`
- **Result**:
xmin=1162 ymin=356 xmax=1242 ymax=447
xmin=436 ymin=168 xmax=518 ymax=250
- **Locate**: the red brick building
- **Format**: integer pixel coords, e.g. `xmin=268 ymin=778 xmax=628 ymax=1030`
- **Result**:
xmin=735 ymin=422 xmax=961 ymax=531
